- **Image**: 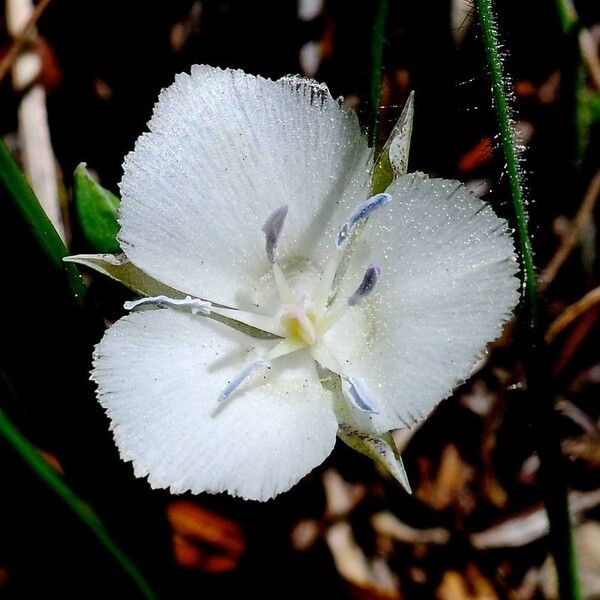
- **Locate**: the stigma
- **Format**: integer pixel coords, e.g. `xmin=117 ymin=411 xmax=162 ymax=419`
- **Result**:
xmin=280 ymin=302 xmax=318 ymax=345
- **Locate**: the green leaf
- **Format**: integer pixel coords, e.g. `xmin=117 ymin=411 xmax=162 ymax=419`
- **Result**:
xmin=586 ymin=92 xmax=600 ymax=122
xmin=0 ymin=140 xmax=86 ymax=303
xmin=74 ymin=163 xmax=121 ymax=253
xmin=555 ymin=0 xmax=578 ymax=34
xmin=577 ymin=90 xmax=600 ymax=166
xmin=0 ymin=374 xmax=157 ymax=600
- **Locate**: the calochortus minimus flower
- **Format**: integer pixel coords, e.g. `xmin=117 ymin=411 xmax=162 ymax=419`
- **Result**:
xmin=67 ymin=66 xmax=519 ymax=501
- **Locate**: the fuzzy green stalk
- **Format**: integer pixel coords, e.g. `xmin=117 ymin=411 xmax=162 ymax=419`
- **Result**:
xmin=475 ymin=1 xmax=581 ymax=599
xmin=475 ymin=1 xmax=538 ymax=324
xmin=369 ymin=0 xmax=389 ymax=147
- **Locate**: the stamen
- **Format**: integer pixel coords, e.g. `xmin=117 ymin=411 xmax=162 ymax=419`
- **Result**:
xmin=267 ymin=338 xmax=305 ymax=360
xmin=272 ymin=262 xmax=297 ymax=304
xmin=317 ymin=266 xmax=380 ymax=333
xmin=336 ymin=193 xmax=392 ymax=247
xmin=348 ymin=265 xmax=381 ymax=306
xmin=342 ymin=374 xmax=379 ymax=414
xmin=210 ymin=307 xmax=284 ymax=337
xmin=313 ymin=252 xmax=342 ymax=317
xmin=124 ymin=295 xmax=211 ymax=315
xmin=262 ymin=205 xmax=289 ymax=263
xmin=315 ymin=302 xmax=347 ymax=333
xmin=310 ymin=341 xmax=342 ymax=373
xmin=218 ymin=358 xmax=268 ymax=402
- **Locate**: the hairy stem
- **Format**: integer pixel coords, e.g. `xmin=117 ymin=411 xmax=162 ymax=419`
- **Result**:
xmin=475 ymin=1 xmax=581 ymax=598
xmin=476 ymin=0 xmax=538 ymax=324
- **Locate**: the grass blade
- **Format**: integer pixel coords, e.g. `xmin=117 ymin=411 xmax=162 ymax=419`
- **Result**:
xmin=0 ymin=374 xmax=157 ymax=599
xmin=0 ymin=140 xmax=86 ymax=303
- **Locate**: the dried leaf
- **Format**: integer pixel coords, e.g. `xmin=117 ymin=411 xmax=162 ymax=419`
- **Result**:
xmin=437 ymin=564 xmax=498 ymax=599
xmin=372 ymin=511 xmax=450 ymax=545
xmin=416 ymin=445 xmax=473 ymax=511
xmin=167 ymin=501 xmax=245 ymax=573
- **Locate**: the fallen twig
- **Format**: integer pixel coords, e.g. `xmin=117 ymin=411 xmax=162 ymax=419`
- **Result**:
xmin=546 ymin=286 xmax=600 ymax=342
xmin=540 ymin=170 xmax=600 ymax=290
xmin=0 ymin=0 xmax=51 ymax=84
xmin=470 ymin=489 xmax=600 ymax=550
xmin=6 ymin=0 xmax=63 ymax=241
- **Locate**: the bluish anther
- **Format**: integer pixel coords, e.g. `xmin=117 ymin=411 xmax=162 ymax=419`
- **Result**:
xmin=348 ymin=264 xmax=381 ymax=306
xmin=218 ymin=358 xmax=268 ymax=402
xmin=336 ymin=193 xmax=392 ymax=247
xmin=342 ymin=374 xmax=379 ymax=414
xmin=262 ymin=205 xmax=289 ymax=263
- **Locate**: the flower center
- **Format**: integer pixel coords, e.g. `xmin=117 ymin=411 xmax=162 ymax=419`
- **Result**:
xmin=218 ymin=198 xmax=389 ymax=414
xmin=280 ymin=302 xmax=318 ymax=346
xmin=122 ymin=198 xmax=390 ymax=415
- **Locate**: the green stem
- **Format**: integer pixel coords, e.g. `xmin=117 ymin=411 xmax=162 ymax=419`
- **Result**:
xmin=475 ymin=1 xmax=581 ymax=599
xmin=475 ymin=0 xmax=538 ymax=326
xmin=554 ymin=0 xmax=587 ymax=170
xmin=369 ymin=0 xmax=389 ymax=147
xmin=555 ymin=0 xmax=578 ymax=34
xmin=0 ymin=376 xmax=157 ymax=599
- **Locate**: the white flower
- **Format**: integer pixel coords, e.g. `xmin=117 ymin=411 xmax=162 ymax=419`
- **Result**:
xmin=67 ymin=66 xmax=519 ymax=501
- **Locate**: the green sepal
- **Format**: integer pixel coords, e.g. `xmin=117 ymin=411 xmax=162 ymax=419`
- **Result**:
xmin=320 ymin=368 xmax=412 ymax=494
xmin=64 ymin=254 xmax=278 ymax=339
xmin=64 ymin=253 xmax=184 ymax=298
xmin=337 ymin=424 xmax=412 ymax=494
xmin=370 ymin=91 xmax=414 ymax=195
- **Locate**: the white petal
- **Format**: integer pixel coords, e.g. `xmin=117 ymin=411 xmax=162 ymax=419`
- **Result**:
xmin=93 ymin=310 xmax=338 ymax=500
xmin=119 ymin=66 xmax=372 ymax=307
xmin=325 ymin=172 xmax=520 ymax=431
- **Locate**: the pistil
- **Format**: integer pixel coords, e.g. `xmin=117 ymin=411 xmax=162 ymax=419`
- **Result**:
xmin=280 ymin=305 xmax=317 ymax=345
